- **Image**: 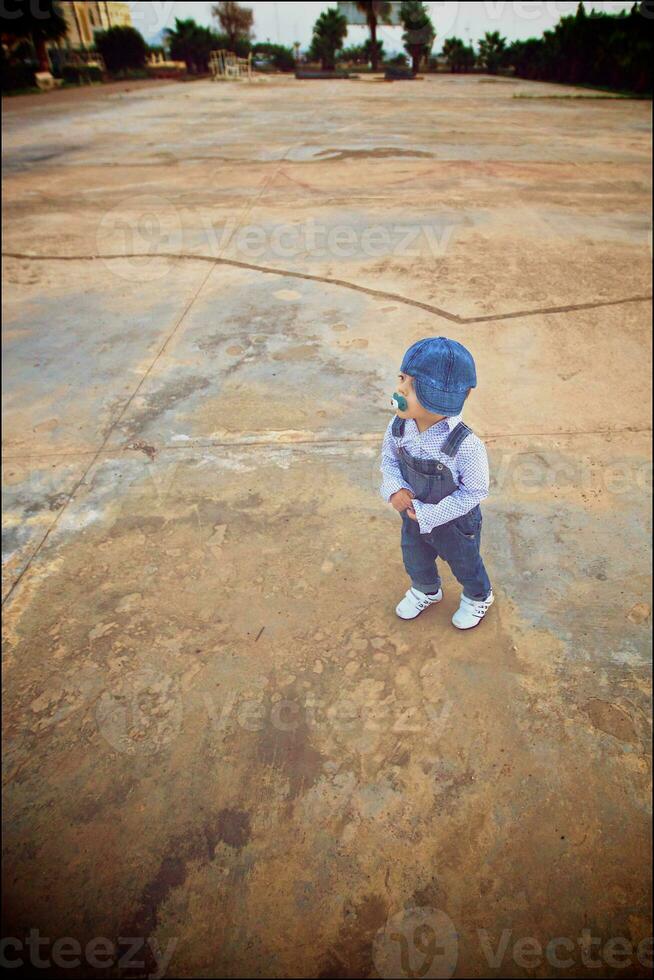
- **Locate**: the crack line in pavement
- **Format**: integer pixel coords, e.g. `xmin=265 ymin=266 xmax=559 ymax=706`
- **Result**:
xmin=3 ymin=251 xmax=651 ymax=324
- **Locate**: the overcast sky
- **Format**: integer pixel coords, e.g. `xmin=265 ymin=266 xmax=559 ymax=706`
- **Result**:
xmin=128 ymin=1 xmax=637 ymax=50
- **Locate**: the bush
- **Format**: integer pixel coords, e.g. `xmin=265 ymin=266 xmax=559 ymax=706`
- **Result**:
xmin=440 ymin=36 xmax=477 ymax=72
xmin=507 ymin=3 xmax=653 ymax=94
xmin=62 ymin=64 xmax=103 ymax=85
xmin=0 ymin=42 xmax=38 ymax=91
xmin=252 ymin=42 xmax=295 ymax=71
xmin=95 ymin=25 xmax=148 ymax=73
xmin=1 ymin=59 xmax=36 ymax=92
xmin=164 ymin=18 xmax=226 ymax=73
xmin=385 ymin=52 xmax=408 ymax=67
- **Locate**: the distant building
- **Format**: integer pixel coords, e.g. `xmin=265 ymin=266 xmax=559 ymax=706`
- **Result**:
xmin=55 ymin=2 xmax=133 ymax=50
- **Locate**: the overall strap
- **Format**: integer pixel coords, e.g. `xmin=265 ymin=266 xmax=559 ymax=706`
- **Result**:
xmin=391 ymin=415 xmax=405 ymax=437
xmin=442 ymin=421 xmax=473 ymax=457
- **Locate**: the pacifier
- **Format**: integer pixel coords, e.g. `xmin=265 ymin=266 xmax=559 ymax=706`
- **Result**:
xmin=391 ymin=392 xmax=408 ymax=411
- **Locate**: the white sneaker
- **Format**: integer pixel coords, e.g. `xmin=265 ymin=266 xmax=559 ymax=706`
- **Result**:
xmin=396 ymin=586 xmax=443 ymax=620
xmin=452 ymin=590 xmax=495 ymax=629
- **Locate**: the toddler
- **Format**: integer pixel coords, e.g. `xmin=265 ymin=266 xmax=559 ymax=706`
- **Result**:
xmin=380 ymin=336 xmax=494 ymax=629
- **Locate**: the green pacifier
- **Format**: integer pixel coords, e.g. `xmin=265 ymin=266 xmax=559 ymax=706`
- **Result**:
xmin=391 ymin=392 xmax=408 ymax=411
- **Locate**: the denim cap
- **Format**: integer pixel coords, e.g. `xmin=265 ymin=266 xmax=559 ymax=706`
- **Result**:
xmin=400 ymin=336 xmax=477 ymax=415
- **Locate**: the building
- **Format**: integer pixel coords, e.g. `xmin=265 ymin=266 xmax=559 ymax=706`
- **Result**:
xmin=56 ymin=2 xmax=133 ymax=50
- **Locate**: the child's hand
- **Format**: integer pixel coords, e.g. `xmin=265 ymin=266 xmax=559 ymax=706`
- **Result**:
xmin=390 ymin=489 xmax=416 ymax=514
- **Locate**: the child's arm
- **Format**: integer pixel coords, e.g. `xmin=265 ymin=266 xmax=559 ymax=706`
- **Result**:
xmin=380 ymin=418 xmax=415 ymax=505
xmin=410 ymin=436 xmax=489 ymax=533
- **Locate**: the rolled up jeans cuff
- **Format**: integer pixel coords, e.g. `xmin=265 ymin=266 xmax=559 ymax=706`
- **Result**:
xmin=411 ymin=576 xmax=442 ymax=595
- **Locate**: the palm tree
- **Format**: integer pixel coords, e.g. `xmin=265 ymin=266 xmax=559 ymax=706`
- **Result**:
xmin=0 ymin=0 xmax=67 ymax=72
xmin=309 ymin=8 xmax=348 ymax=71
xmin=164 ymin=18 xmax=219 ymax=74
xmin=400 ymin=0 xmax=435 ymax=74
xmin=442 ymin=37 xmax=463 ymax=71
xmin=355 ymin=1 xmax=393 ymax=72
xmin=442 ymin=36 xmax=475 ymax=73
xmin=477 ymin=30 xmax=508 ymax=75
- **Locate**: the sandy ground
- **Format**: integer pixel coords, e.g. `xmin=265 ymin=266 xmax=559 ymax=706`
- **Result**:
xmin=2 ymin=73 xmax=652 ymax=978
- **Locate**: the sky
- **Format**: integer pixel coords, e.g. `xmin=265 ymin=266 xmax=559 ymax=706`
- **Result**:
xmin=127 ymin=1 xmax=638 ymax=51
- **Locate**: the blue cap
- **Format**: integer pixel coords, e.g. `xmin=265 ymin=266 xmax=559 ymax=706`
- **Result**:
xmin=400 ymin=337 xmax=477 ymax=415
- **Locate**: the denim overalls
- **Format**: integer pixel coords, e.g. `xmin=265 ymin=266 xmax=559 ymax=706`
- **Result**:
xmin=392 ymin=415 xmax=492 ymax=601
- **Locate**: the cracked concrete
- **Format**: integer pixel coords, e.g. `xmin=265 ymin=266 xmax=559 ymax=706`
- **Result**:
xmin=5 ymin=249 xmax=650 ymax=325
xmin=2 ymin=73 xmax=652 ymax=978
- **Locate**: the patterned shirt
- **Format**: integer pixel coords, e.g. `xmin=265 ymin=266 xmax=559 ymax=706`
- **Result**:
xmin=379 ymin=413 xmax=490 ymax=534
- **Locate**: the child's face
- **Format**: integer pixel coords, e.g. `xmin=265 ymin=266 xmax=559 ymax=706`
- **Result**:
xmin=395 ymin=371 xmax=447 ymax=423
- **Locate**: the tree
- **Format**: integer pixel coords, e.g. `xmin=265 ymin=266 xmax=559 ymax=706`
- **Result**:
xmin=355 ymin=1 xmax=394 ymax=72
xmin=339 ymin=39 xmax=385 ymax=66
xmin=442 ymin=36 xmax=475 ymax=73
xmin=163 ymin=18 xmax=220 ymax=73
xmin=308 ymin=7 xmax=348 ymax=70
xmin=505 ymin=2 xmax=653 ymax=93
xmin=363 ymin=37 xmax=385 ymax=65
xmin=0 ymin=0 xmax=67 ymax=72
xmin=252 ymin=42 xmax=295 ymax=72
xmin=212 ymin=1 xmax=253 ymax=50
xmin=400 ymin=0 xmax=435 ymax=74
xmin=477 ymin=30 xmax=507 ymax=74
xmin=338 ymin=43 xmax=366 ymax=64
xmin=95 ymin=26 xmax=148 ymax=74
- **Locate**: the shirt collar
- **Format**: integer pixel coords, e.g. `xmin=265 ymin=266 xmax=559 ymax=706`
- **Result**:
xmin=410 ymin=413 xmax=462 ymax=435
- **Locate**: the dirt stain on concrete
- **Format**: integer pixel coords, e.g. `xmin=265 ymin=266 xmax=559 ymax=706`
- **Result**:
xmin=121 ymin=809 xmax=252 ymax=945
xmin=212 ymin=807 xmax=252 ymax=849
xmin=317 ymin=892 xmax=388 ymax=978
xmin=256 ymin=710 xmax=325 ymax=802
xmin=582 ymin=698 xmax=638 ymax=743
xmin=112 ymin=375 xmax=211 ymax=441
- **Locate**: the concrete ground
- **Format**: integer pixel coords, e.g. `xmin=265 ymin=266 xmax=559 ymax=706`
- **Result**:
xmin=2 ymin=73 xmax=652 ymax=978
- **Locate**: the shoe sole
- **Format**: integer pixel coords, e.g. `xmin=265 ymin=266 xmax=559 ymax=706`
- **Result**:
xmin=452 ymin=616 xmax=485 ymax=630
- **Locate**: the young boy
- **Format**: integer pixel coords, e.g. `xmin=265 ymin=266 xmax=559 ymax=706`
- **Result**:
xmin=380 ymin=336 xmax=494 ymax=630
